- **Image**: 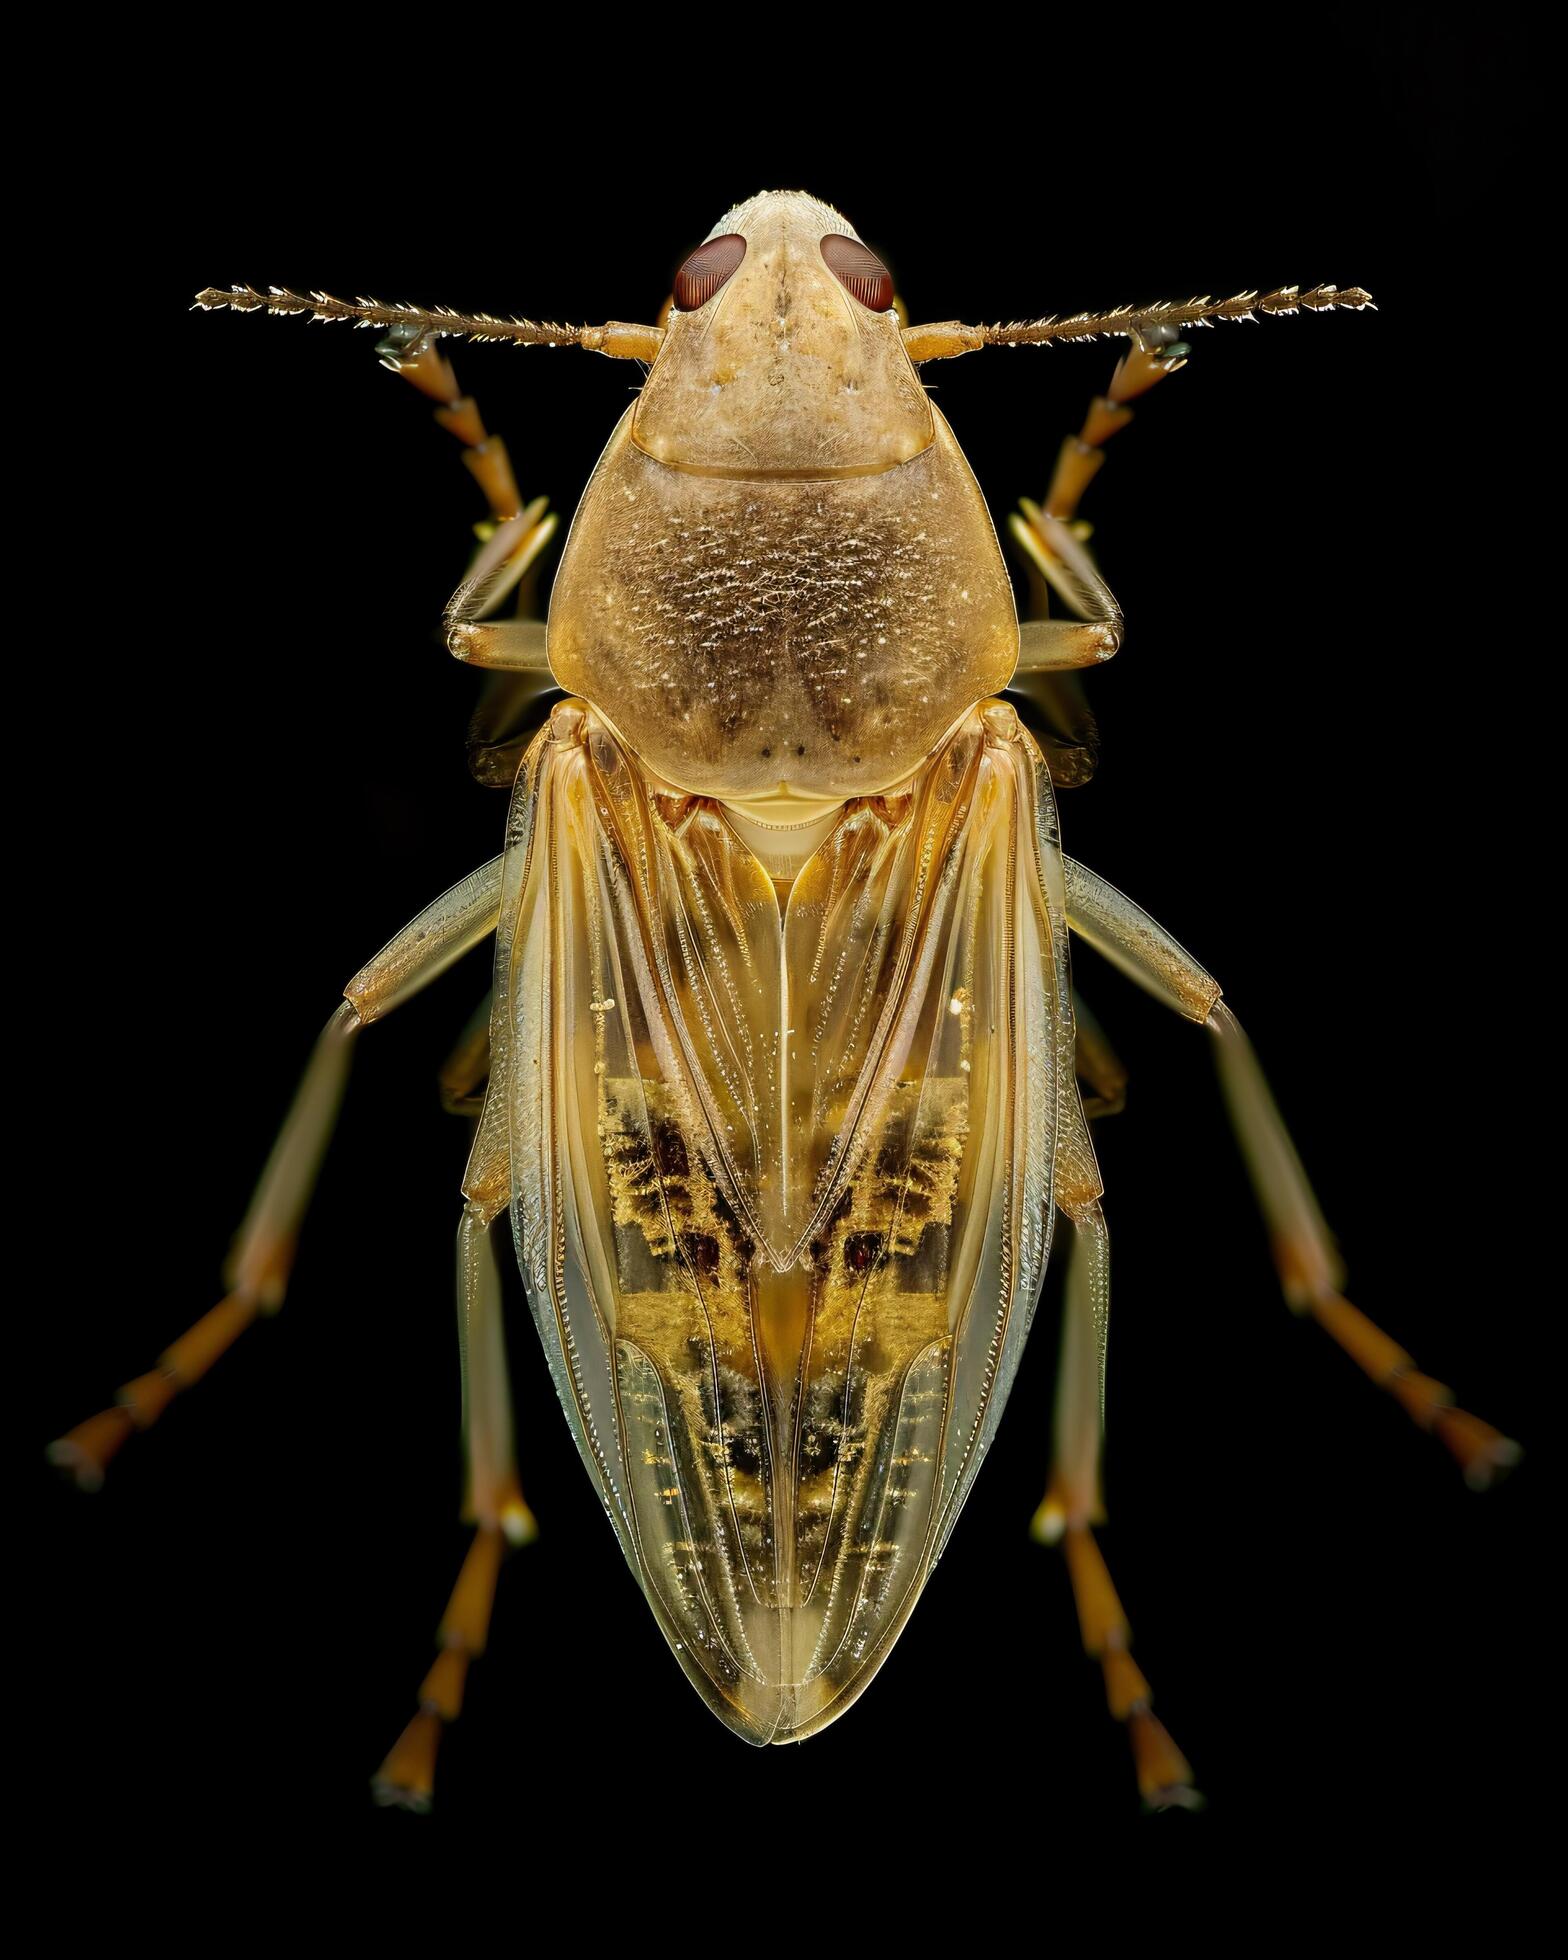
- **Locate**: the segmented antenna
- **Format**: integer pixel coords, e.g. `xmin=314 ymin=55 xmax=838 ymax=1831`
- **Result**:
xmin=983 ymin=285 xmax=1374 ymax=346
xmin=193 ymin=280 xmax=1375 ymax=361
xmin=192 ymin=285 xmax=585 ymax=347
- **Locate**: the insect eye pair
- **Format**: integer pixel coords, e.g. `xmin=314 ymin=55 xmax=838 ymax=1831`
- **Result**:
xmin=671 ymin=234 xmax=894 ymax=313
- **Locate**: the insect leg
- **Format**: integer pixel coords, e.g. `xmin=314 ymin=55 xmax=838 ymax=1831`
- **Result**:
xmin=378 ymin=327 xmax=547 ymax=532
xmin=1033 ymin=1203 xmax=1202 ymax=1811
xmin=439 ymin=990 xmax=494 ymax=1117
xmin=444 ymin=522 xmax=554 ymax=672
xmin=49 ymin=858 xmax=506 ymax=1490
xmin=1074 ymin=988 xmax=1128 ymax=1119
xmin=378 ymin=330 xmax=560 ymax=774
xmin=1007 ymin=337 xmax=1185 ymax=782
xmin=1007 ymin=512 xmax=1122 ymax=786
xmin=441 ymin=512 xmax=557 ymax=787
xmin=1013 ymin=522 xmax=1122 ymax=668
xmin=1034 ymin=331 xmax=1189 ymax=530
xmin=1061 ymin=854 xmax=1520 ymax=1486
xmin=378 ymin=332 xmax=555 ymax=671
xmin=373 ymin=1198 xmax=533 ymax=1813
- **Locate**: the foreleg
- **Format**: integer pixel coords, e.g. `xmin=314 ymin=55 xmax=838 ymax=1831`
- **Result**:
xmin=1007 ymin=335 xmax=1187 ymax=779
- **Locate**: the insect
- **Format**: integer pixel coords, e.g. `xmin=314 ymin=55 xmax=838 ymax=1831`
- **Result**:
xmin=52 ymin=189 xmax=1516 ymax=1812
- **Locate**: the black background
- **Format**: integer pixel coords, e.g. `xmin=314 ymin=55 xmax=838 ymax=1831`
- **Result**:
xmin=34 ymin=15 xmax=1543 ymax=1849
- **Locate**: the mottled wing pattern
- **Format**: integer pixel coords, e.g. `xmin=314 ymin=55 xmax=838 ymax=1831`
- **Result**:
xmin=498 ymin=701 xmax=1093 ymax=1740
xmin=496 ymin=706 xmax=786 ymax=1734
xmin=779 ymin=707 xmax=1091 ymax=1729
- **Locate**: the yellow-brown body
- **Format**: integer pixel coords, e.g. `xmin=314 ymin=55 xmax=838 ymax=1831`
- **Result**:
xmin=547 ymin=192 xmax=1018 ymax=814
xmin=68 ymin=199 xmax=1497 ymax=1806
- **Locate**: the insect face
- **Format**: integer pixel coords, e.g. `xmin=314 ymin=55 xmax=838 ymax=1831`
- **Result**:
xmin=546 ymin=190 xmax=1019 ymax=811
xmin=632 ymin=191 xmax=929 ymax=476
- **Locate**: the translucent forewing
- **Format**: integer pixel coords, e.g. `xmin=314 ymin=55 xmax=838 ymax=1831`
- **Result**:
xmin=498 ymin=701 xmax=1092 ymax=1740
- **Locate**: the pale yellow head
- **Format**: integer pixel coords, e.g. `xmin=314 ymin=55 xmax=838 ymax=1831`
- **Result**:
xmin=547 ymin=190 xmax=1019 ymax=810
xmin=630 ymin=189 xmax=933 ymax=478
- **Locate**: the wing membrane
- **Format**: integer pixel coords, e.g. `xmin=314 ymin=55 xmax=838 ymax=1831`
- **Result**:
xmin=780 ymin=710 xmax=1075 ymax=1728
xmin=501 ymin=703 xmax=1087 ymax=1740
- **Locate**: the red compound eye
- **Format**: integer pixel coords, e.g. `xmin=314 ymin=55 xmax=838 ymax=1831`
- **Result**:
xmin=820 ymin=234 xmax=894 ymax=313
xmin=673 ymin=234 xmax=747 ymax=310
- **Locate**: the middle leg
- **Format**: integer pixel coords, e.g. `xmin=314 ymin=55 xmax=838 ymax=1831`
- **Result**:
xmin=49 ymin=856 xmax=505 ymax=1489
xmin=1062 ymin=853 xmax=1519 ymax=1485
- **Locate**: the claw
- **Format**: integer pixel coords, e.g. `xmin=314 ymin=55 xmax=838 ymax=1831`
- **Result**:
xmin=1129 ymin=1709 xmax=1205 ymax=1811
xmin=371 ymin=1711 xmax=440 ymax=1813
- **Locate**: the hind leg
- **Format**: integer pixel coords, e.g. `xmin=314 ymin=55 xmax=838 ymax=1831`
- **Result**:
xmin=1032 ymin=1033 xmax=1198 ymax=1808
xmin=372 ymin=1197 xmax=533 ymax=1812
xmin=1034 ymin=1201 xmax=1202 ymax=1811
